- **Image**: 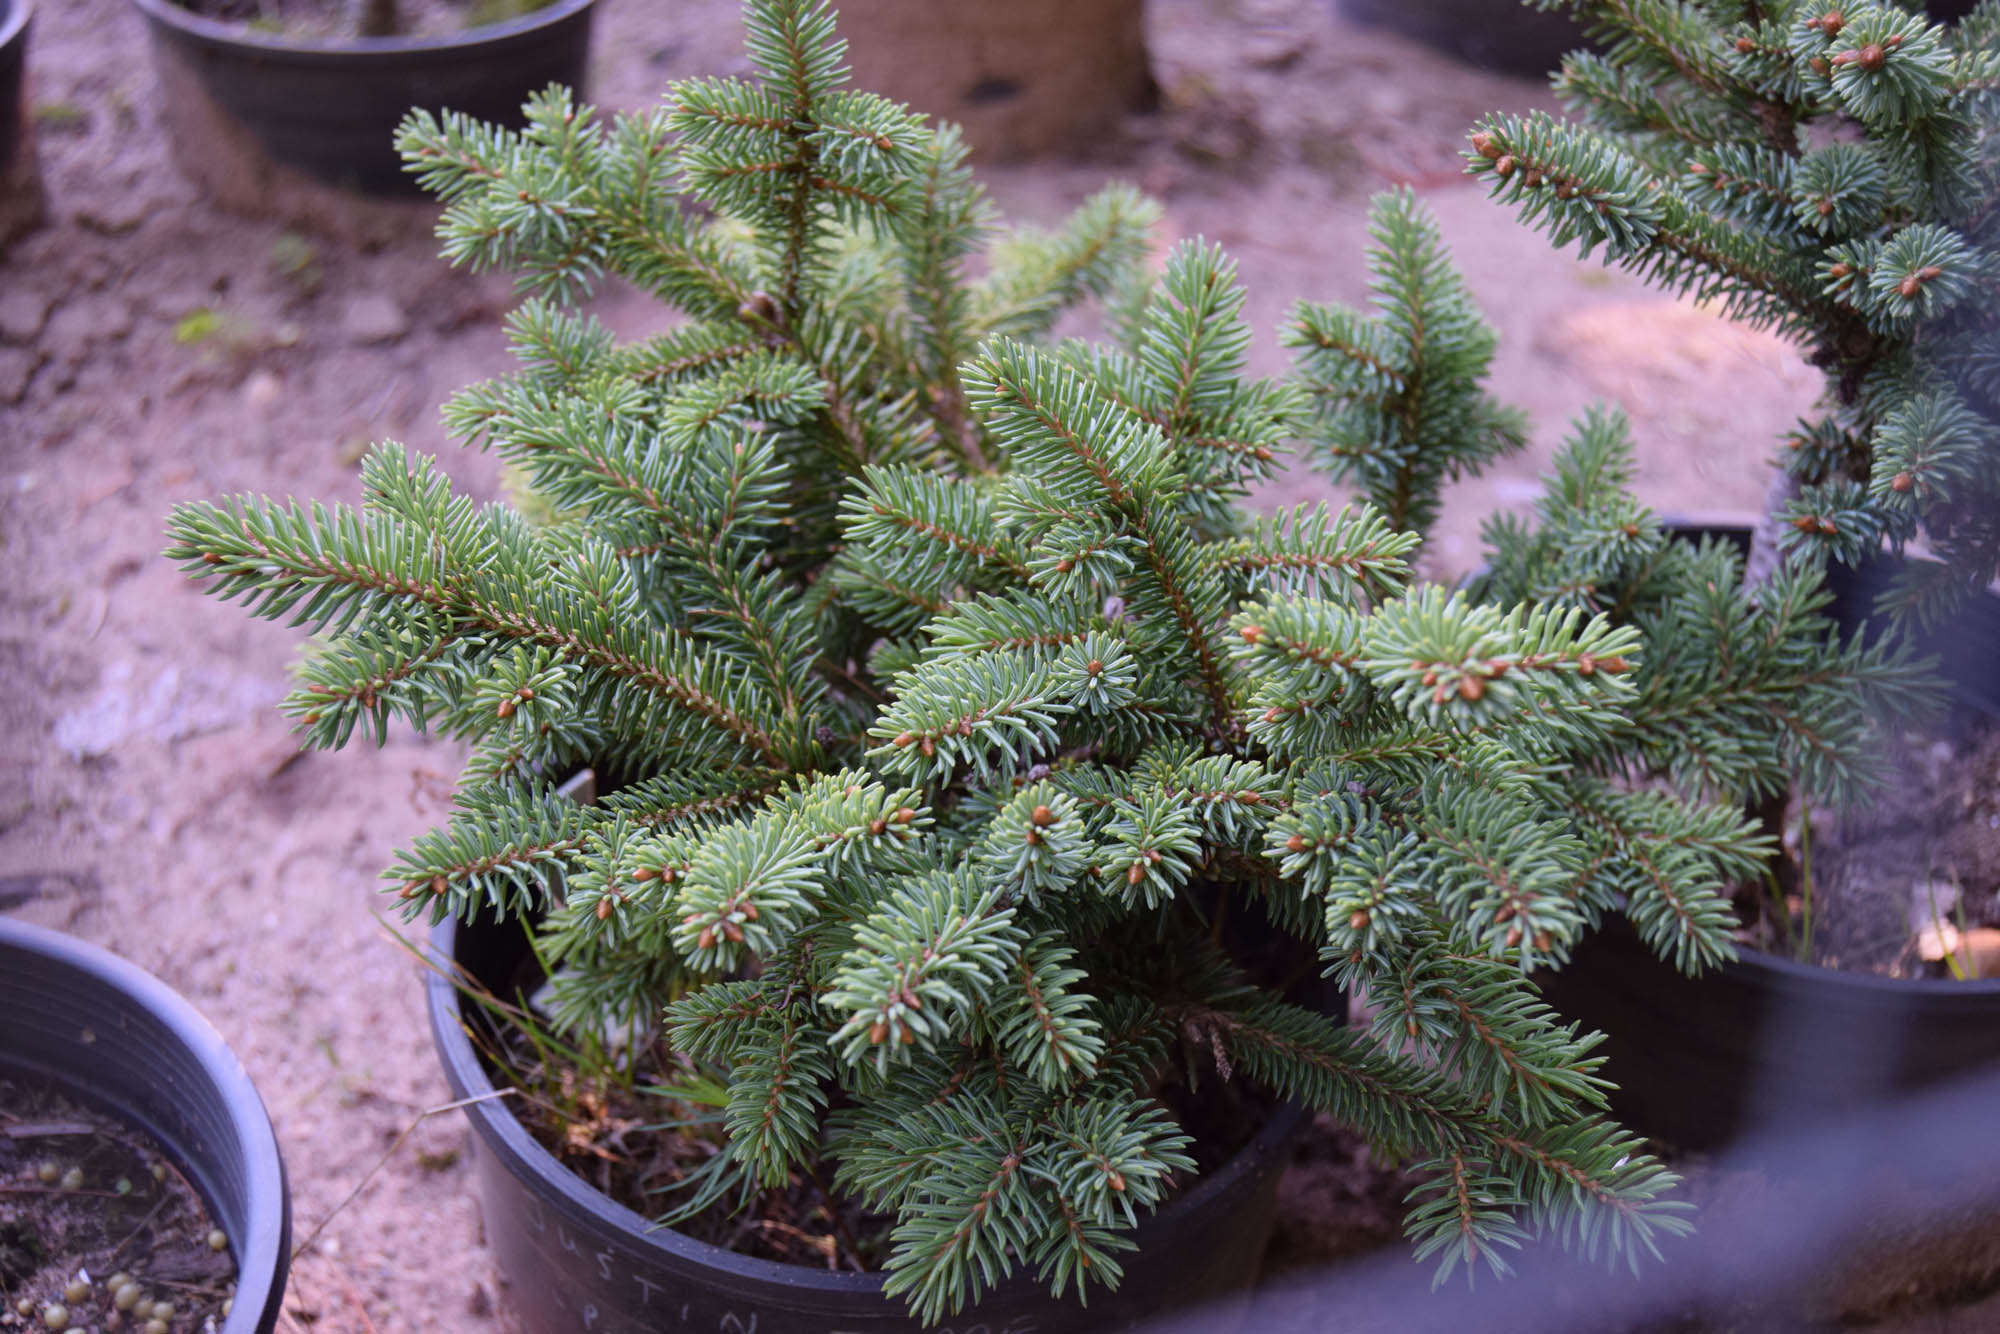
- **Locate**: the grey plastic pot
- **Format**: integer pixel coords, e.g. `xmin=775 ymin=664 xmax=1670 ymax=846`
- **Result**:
xmin=129 ymin=0 xmax=597 ymax=197
xmin=429 ymin=911 xmax=1307 ymax=1334
xmin=0 ymin=917 xmax=290 ymax=1333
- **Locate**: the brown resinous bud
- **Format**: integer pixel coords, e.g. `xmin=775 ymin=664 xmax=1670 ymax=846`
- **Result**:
xmin=1471 ymin=131 xmax=1503 ymax=160
xmin=1030 ymin=804 xmax=1056 ymax=827
xmin=1898 ymin=265 xmax=1943 ymax=298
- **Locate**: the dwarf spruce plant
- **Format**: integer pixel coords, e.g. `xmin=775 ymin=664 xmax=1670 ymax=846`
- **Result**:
xmin=1467 ymin=0 xmax=2000 ymax=623
xmin=158 ymin=1 xmax=1848 ymax=1320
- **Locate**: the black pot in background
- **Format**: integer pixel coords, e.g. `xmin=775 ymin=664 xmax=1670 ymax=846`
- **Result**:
xmin=1821 ymin=548 xmax=2000 ymax=735
xmin=1539 ymin=916 xmax=2000 ymax=1152
xmin=1 ymin=0 xmax=45 ymax=251
xmin=128 ymin=0 xmax=597 ymax=197
xmin=429 ymin=913 xmax=1307 ymax=1334
xmin=0 ymin=917 xmax=291 ymax=1334
xmin=1337 ymin=0 xmax=1588 ymax=78
xmin=0 ymin=0 xmax=25 ymax=171
xmin=1535 ymin=522 xmax=2000 ymax=1150
xmin=1341 ymin=0 xmax=1980 ymax=80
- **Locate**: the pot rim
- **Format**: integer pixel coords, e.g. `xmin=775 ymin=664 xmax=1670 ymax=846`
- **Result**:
xmin=127 ymin=0 xmax=595 ymax=59
xmin=426 ymin=913 xmax=1308 ymax=1299
xmin=0 ymin=917 xmax=290 ymax=1334
xmin=0 ymin=0 xmax=28 ymax=52
xmin=1729 ymin=939 xmax=2000 ymax=1000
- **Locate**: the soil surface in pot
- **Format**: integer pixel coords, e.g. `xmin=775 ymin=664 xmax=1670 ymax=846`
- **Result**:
xmin=0 ymin=1075 xmax=237 ymax=1332
xmin=171 ymin=0 xmax=555 ymax=42
xmin=1742 ymin=717 xmax=2000 ymax=979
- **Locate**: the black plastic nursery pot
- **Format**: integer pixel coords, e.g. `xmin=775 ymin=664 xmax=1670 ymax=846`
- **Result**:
xmin=129 ymin=0 xmax=597 ymax=197
xmin=0 ymin=0 xmax=44 ymax=251
xmin=1339 ymin=0 xmax=1980 ymax=79
xmin=1336 ymin=0 xmax=1589 ymax=77
xmin=0 ymin=0 xmax=26 ymax=173
xmin=0 ymin=916 xmax=291 ymax=1333
xmin=1536 ymin=530 xmax=2000 ymax=1151
xmin=1538 ymin=916 xmax=2000 ymax=1152
xmin=429 ymin=913 xmax=1309 ymax=1334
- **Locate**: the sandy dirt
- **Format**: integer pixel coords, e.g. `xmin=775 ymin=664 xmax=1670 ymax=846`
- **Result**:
xmin=9 ymin=0 xmax=1970 ymax=1330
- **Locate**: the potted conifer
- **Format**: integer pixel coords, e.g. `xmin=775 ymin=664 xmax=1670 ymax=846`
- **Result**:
xmin=160 ymin=0 xmax=1904 ymax=1326
xmin=1462 ymin=0 xmax=2000 ymax=1148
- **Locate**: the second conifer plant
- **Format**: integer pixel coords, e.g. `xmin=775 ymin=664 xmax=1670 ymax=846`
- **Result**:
xmin=164 ymin=1 xmax=1804 ymax=1321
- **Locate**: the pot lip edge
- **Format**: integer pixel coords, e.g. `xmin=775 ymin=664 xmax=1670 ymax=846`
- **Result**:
xmin=1728 ymin=938 xmax=2000 ymax=997
xmin=0 ymin=916 xmax=292 ymax=1334
xmin=1585 ymin=916 xmax=2000 ymax=999
xmin=425 ymin=913 xmax=1308 ymax=1297
xmin=126 ymin=0 xmax=595 ymax=58
xmin=0 ymin=0 xmax=28 ymax=52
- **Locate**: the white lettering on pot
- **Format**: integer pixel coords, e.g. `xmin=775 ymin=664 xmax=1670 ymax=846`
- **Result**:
xmin=597 ymin=1250 xmax=614 ymax=1282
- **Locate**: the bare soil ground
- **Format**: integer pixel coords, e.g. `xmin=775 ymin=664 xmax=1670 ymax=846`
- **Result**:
xmin=9 ymin=0 xmax=1989 ymax=1330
